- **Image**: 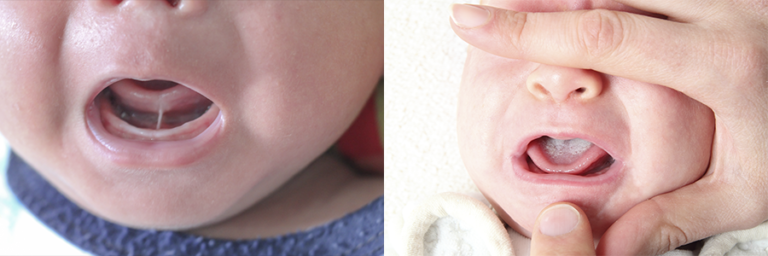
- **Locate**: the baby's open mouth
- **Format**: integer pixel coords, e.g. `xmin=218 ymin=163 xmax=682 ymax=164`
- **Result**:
xmin=94 ymin=79 xmax=219 ymax=141
xmin=526 ymin=136 xmax=615 ymax=176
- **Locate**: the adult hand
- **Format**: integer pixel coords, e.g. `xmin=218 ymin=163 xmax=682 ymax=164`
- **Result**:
xmin=449 ymin=1 xmax=768 ymax=255
xmin=531 ymin=203 xmax=595 ymax=256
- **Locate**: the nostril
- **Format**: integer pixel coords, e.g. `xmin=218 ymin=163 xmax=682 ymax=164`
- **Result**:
xmin=109 ymin=0 xmax=179 ymax=7
xmin=166 ymin=0 xmax=180 ymax=7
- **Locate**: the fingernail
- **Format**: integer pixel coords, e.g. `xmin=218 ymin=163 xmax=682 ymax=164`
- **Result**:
xmin=450 ymin=4 xmax=490 ymax=29
xmin=539 ymin=204 xmax=580 ymax=237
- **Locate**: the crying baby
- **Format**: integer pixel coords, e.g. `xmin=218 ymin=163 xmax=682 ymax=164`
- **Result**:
xmin=456 ymin=0 xmax=714 ymax=244
xmin=94 ymin=79 xmax=217 ymax=140
xmin=0 ymin=1 xmax=383 ymax=255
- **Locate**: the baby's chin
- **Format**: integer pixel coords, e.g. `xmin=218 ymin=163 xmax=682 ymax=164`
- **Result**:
xmin=483 ymin=183 xmax=640 ymax=242
xmin=45 ymin=156 xmax=263 ymax=231
xmin=498 ymin=193 xmax=633 ymax=241
xmin=22 ymin=122 xmax=290 ymax=231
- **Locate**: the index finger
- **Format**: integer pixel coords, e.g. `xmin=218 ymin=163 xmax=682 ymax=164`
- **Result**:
xmin=449 ymin=4 xmax=718 ymax=101
xmin=479 ymin=0 xmax=715 ymax=22
xmin=597 ymin=173 xmax=768 ymax=255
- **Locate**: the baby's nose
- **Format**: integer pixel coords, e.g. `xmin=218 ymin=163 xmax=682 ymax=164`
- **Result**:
xmin=526 ymin=65 xmax=604 ymax=103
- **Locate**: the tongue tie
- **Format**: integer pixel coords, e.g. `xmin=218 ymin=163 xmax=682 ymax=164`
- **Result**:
xmin=96 ymin=79 xmax=219 ymax=141
xmin=156 ymin=103 xmax=164 ymax=130
xmin=155 ymin=92 xmax=168 ymax=130
xmin=107 ymin=79 xmax=212 ymax=129
xmin=542 ymin=137 xmax=593 ymax=165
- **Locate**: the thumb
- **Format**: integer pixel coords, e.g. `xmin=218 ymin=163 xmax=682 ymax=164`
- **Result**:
xmin=530 ymin=203 xmax=595 ymax=256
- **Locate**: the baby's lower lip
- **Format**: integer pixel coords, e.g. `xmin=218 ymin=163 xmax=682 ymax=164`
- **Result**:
xmin=84 ymin=79 xmax=224 ymax=169
xmin=509 ymin=143 xmax=623 ymax=186
xmin=512 ymin=157 xmax=623 ymax=186
xmin=100 ymin=79 xmax=217 ymax=138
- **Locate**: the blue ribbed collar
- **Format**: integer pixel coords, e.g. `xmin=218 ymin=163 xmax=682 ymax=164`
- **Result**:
xmin=7 ymin=152 xmax=383 ymax=256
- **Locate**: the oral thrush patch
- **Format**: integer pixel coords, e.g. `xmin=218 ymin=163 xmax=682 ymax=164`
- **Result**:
xmin=540 ymin=137 xmax=593 ymax=165
xmin=526 ymin=136 xmax=612 ymax=175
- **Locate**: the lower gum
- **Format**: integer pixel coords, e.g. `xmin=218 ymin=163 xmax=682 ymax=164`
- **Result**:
xmin=97 ymin=91 xmax=218 ymax=141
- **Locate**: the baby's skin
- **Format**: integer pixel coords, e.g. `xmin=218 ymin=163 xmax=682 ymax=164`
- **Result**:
xmin=457 ymin=0 xmax=714 ymax=240
xmin=0 ymin=0 xmax=383 ymax=238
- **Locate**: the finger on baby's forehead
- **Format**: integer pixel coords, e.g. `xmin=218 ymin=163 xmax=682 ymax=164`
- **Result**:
xmin=478 ymin=0 xmax=628 ymax=12
xmin=474 ymin=0 xmax=658 ymax=23
xmin=476 ymin=0 xmax=710 ymax=21
xmin=609 ymin=0 xmax=722 ymax=21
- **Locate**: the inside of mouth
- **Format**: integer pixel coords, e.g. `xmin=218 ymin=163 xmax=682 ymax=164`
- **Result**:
xmin=526 ymin=136 xmax=615 ymax=176
xmin=95 ymin=79 xmax=217 ymax=140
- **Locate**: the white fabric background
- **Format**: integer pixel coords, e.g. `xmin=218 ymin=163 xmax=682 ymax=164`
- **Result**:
xmin=383 ymin=0 xmax=483 ymax=252
xmin=0 ymin=133 xmax=90 ymax=255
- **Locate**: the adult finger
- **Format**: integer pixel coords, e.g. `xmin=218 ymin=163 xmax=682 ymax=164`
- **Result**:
xmin=449 ymin=4 xmax=719 ymax=101
xmin=597 ymin=124 xmax=768 ymax=255
xmin=479 ymin=0 xmax=714 ymax=22
xmin=597 ymin=182 xmax=765 ymax=255
xmin=606 ymin=0 xmax=722 ymax=22
xmin=530 ymin=203 xmax=595 ymax=256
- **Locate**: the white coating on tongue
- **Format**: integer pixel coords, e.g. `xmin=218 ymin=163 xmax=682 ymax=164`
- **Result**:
xmin=542 ymin=137 xmax=593 ymax=165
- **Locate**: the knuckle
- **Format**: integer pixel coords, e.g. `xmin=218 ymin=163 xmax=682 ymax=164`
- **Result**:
xmin=577 ymin=9 xmax=626 ymax=60
xmin=732 ymin=42 xmax=766 ymax=84
xmin=710 ymin=35 xmax=767 ymax=87
xmin=497 ymin=11 xmax=529 ymax=54
xmin=738 ymin=188 xmax=768 ymax=227
xmin=658 ymin=224 xmax=689 ymax=253
xmin=706 ymin=36 xmax=768 ymax=113
xmin=646 ymin=198 xmax=691 ymax=254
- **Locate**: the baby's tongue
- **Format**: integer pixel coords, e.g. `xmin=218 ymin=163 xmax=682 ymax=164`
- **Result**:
xmin=526 ymin=137 xmax=608 ymax=174
xmin=108 ymin=79 xmax=212 ymax=129
xmin=110 ymin=79 xmax=209 ymax=114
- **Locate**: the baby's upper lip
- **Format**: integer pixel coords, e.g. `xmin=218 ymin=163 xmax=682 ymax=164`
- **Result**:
xmin=84 ymin=55 xmax=218 ymax=105
xmin=78 ymin=28 xmax=239 ymax=109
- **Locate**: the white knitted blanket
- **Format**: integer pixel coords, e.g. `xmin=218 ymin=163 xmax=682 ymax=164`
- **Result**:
xmin=384 ymin=0 xmax=482 ymax=252
xmin=384 ymin=0 xmax=480 ymax=252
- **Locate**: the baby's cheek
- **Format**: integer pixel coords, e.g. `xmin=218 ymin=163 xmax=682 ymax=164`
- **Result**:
xmin=0 ymin=3 xmax=73 ymax=132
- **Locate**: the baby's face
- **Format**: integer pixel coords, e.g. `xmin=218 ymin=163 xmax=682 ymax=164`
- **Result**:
xmin=0 ymin=1 xmax=382 ymax=229
xmin=458 ymin=0 xmax=714 ymax=239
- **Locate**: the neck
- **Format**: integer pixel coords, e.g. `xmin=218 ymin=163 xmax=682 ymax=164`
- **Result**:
xmin=186 ymin=152 xmax=383 ymax=239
